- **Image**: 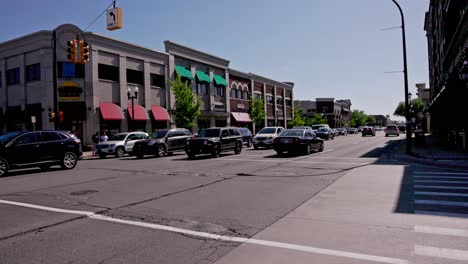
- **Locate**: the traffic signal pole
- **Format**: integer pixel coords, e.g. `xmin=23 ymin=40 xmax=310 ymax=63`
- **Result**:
xmin=52 ymin=30 xmax=59 ymax=130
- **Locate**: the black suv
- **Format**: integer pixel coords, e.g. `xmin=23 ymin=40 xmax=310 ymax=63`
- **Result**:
xmin=0 ymin=131 xmax=82 ymax=177
xmin=361 ymin=126 xmax=376 ymax=137
xmin=133 ymin=128 xmax=192 ymax=158
xmin=185 ymin=127 xmax=243 ymax=159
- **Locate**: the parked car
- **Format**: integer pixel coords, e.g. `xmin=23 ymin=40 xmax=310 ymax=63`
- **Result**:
xmin=348 ymin=128 xmax=358 ymax=134
xmin=385 ymin=125 xmax=400 ymax=137
xmin=292 ymin=126 xmax=313 ymax=132
xmin=238 ymin=127 xmax=253 ymax=147
xmin=252 ymin=127 xmax=285 ymax=149
xmin=311 ymin=124 xmax=329 ymax=133
xmin=185 ymin=127 xmax=243 ymax=159
xmin=331 ymin=128 xmax=339 ymax=136
xmin=361 ymin=126 xmax=376 ymax=137
xmin=133 ymin=129 xmax=192 ymax=158
xmin=0 ymin=130 xmax=82 ymax=177
xmin=336 ymin=128 xmax=347 ymax=136
xmin=96 ymin=131 xmax=148 ymax=158
xmin=315 ymin=127 xmax=335 ymax=140
xmin=274 ymin=129 xmax=324 ymax=156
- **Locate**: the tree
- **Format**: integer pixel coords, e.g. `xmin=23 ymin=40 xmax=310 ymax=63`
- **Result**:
xmin=393 ymin=99 xmax=425 ymax=119
xmin=170 ymin=75 xmax=201 ymax=129
xmin=250 ymin=96 xmax=265 ymax=131
xmin=306 ymin=114 xmax=328 ymax=126
xmin=288 ymin=102 xmax=306 ymax=127
xmin=365 ymin=115 xmax=376 ymax=125
xmin=350 ymin=110 xmax=368 ymax=128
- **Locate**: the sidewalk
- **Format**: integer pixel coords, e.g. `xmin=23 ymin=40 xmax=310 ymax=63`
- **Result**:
xmin=213 ymin=164 xmax=468 ymax=264
xmin=392 ymin=134 xmax=468 ymax=170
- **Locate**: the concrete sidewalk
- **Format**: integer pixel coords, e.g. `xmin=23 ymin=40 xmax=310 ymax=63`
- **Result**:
xmin=213 ymin=164 xmax=468 ymax=264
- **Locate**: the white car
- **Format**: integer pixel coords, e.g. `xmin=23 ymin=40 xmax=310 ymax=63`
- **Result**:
xmin=385 ymin=126 xmax=400 ymax=137
xmin=96 ymin=132 xmax=148 ymax=158
xmin=253 ymin=127 xmax=285 ymax=149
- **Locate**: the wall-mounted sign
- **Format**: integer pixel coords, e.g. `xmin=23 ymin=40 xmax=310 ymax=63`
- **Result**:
xmin=237 ymin=104 xmax=245 ymax=109
xmin=58 ymin=81 xmax=83 ymax=101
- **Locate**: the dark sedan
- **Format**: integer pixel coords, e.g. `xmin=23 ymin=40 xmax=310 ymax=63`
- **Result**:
xmin=273 ymin=129 xmax=324 ymax=156
xmin=133 ymin=128 xmax=192 ymax=158
xmin=315 ymin=127 xmax=335 ymax=140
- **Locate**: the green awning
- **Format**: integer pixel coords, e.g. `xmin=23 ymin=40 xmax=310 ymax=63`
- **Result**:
xmin=213 ymin=74 xmax=227 ymax=87
xmin=175 ymin=65 xmax=193 ymax=80
xmin=195 ymin=70 xmax=212 ymax=83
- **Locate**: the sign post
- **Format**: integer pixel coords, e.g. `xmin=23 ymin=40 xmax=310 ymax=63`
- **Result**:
xmin=31 ymin=116 xmax=36 ymax=131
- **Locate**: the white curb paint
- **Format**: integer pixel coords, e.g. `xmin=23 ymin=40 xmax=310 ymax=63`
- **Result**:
xmin=414 ymin=245 xmax=468 ymax=261
xmin=414 ymin=225 xmax=468 ymax=238
xmin=0 ymin=199 xmax=408 ymax=264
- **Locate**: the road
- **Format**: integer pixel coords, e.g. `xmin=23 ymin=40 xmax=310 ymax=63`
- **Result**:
xmin=0 ymin=132 xmax=466 ymax=264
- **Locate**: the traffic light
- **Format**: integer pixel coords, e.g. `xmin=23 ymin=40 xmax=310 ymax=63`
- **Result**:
xmin=67 ymin=40 xmax=77 ymax=63
xmin=80 ymin=40 xmax=90 ymax=64
xmin=48 ymin=112 xmax=56 ymax=122
xmin=58 ymin=111 xmax=64 ymax=123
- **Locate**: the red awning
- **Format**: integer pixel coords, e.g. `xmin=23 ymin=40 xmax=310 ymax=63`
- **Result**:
xmin=231 ymin=112 xmax=252 ymax=123
xmin=127 ymin=104 xmax=149 ymax=121
xmin=99 ymin=102 xmax=124 ymax=121
xmin=151 ymin=106 xmax=170 ymax=121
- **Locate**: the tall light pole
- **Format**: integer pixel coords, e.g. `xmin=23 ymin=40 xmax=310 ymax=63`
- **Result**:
xmin=127 ymin=87 xmax=138 ymax=131
xmin=390 ymin=0 xmax=411 ymax=154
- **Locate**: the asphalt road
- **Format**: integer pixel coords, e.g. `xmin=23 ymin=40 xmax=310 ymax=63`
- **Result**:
xmin=0 ymin=132 xmax=403 ymax=264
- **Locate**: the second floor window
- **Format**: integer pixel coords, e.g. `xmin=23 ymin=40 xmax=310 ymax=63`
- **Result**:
xmin=244 ymin=91 xmax=249 ymax=100
xmin=26 ymin=63 xmax=41 ymax=82
xmin=255 ymin=93 xmax=262 ymax=99
xmin=266 ymin=95 xmax=273 ymax=104
xmin=196 ymin=82 xmax=208 ymax=94
xmin=231 ymin=89 xmax=237 ymax=98
xmin=237 ymin=90 xmax=243 ymax=99
xmin=215 ymin=86 xmax=225 ymax=97
xmin=7 ymin=68 xmax=20 ymax=85
xmin=127 ymin=69 xmax=144 ymax=85
xmin=277 ymin=97 xmax=283 ymax=105
xmin=150 ymin=74 xmax=165 ymax=87
xmin=58 ymin=62 xmax=84 ymax=78
xmin=98 ymin=64 xmax=119 ymax=81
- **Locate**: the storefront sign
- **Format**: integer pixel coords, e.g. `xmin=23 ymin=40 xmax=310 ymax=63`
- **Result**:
xmin=237 ymin=104 xmax=245 ymax=109
xmin=58 ymin=81 xmax=83 ymax=101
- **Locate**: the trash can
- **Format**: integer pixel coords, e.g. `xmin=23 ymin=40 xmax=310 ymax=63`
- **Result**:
xmin=414 ymin=130 xmax=425 ymax=147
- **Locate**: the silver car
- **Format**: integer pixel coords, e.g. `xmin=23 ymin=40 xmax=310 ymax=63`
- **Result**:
xmin=96 ymin=132 xmax=148 ymax=158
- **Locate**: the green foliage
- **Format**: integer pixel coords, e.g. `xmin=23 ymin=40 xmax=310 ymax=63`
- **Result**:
xmin=365 ymin=115 xmax=376 ymax=124
xmin=288 ymin=102 xmax=306 ymax=127
xmin=170 ymin=75 xmax=201 ymax=129
xmin=306 ymin=114 xmax=328 ymax=126
xmin=393 ymin=99 xmax=426 ymax=118
xmin=350 ymin=110 xmax=368 ymax=127
xmin=250 ymin=96 xmax=265 ymax=127
xmin=393 ymin=102 xmax=406 ymax=117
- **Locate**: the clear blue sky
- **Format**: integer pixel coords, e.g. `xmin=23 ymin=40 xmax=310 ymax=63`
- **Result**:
xmin=1 ymin=0 xmax=429 ymax=120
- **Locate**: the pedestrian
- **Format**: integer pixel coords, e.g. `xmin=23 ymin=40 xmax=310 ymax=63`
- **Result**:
xmin=91 ymin=132 xmax=99 ymax=156
xmin=100 ymin=131 xmax=108 ymax=143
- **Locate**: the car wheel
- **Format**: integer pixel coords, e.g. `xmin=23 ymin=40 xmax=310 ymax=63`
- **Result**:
xmin=254 ymin=145 xmax=259 ymax=150
xmin=211 ymin=145 xmax=221 ymax=158
xmin=155 ymin=144 xmax=166 ymax=158
xmin=319 ymin=143 xmax=324 ymax=152
xmin=234 ymin=142 xmax=242 ymax=154
xmin=99 ymin=153 xmax=107 ymax=159
xmin=39 ymin=164 xmax=51 ymax=171
xmin=115 ymin=147 xmax=125 ymax=158
xmin=60 ymin=152 xmax=77 ymax=170
xmin=187 ymin=153 xmax=196 ymax=159
xmin=0 ymin=159 xmax=9 ymax=177
xmin=305 ymin=144 xmax=311 ymax=155
xmin=246 ymin=139 xmax=252 ymax=148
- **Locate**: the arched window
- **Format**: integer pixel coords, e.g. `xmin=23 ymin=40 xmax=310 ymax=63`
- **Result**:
xmin=231 ymin=89 xmax=237 ymax=98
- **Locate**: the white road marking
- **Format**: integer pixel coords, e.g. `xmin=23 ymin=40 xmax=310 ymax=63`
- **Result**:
xmin=415 ymin=210 xmax=468 ymax=218
xmin=414 ymin=185 xmax=468 ymax=190
xmin=219 ymin=158 xmax=369 ymax=165
xmin=0 ymin=199 xmax=408 ymax=264
xmin=415 ymin=191 xmax=468 ymax=197
xmin=414 ymin=225 xmax=468 ymax=238
xmin=414 ymin=176 xmax=468 ymax=180
xmin=414 ymin=171 xmax=468 ymax=176
xmin=414 ymin=245 xmax=468 ymax=261
xmin=413 ymin=180 xmax=468 ymax=184
xmin=414 ymin=200 xmax=468 ymax=207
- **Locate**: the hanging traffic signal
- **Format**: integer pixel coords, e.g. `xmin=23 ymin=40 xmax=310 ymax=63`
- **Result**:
xmin=80 ymin=40 xmax=90 ymax=64
xmin=58 ymin=111 xmax=64 ymax=123
xmin=48 ymin=112 xmax=56 ymax=122
xmin=67 ymin=40 xmax=77 ymax=63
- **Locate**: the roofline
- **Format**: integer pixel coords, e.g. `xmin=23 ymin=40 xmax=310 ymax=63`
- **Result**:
xmin=249 ymin=73 xmax=294 ymax=88
xmin=229 ymin=68 xmax=251 ymax=79
xmin=164 ymin=40 xmax=230 ymax=64
xmin=0 ymin=30 xmax=52 ymax=48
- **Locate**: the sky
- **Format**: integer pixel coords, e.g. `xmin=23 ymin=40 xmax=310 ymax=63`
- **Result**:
xmin=1 ymin=0 xmax=430 ymax=120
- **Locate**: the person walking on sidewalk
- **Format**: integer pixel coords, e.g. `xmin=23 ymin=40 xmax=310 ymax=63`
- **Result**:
xmin=91 ymin=132 xmax=99 ymax=157
xmin=100 ymin=131 xmax=108 ymax=143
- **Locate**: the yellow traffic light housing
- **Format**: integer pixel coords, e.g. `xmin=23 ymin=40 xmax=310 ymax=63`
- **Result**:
xmin=80 ymin=40 xmax=90 ymax=64
xmin=49 ymin=112 xmax=56 ymax=122
xmin=67 ymin=40 xmax=77 ymax=63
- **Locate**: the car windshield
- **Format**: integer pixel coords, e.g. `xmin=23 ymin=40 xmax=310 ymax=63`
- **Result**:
xmin=281 ymin=130 xmax=304 ymax=137
xmin=198 ymin=129 xmax=220 ymax=137
xmin=258 ymin=128 xmax=276 ymax=134
xmin=318 ymin=128 xmax=328 ymax=132
xmin=151 ymin=130 xmax=169 ymax=138
xmin=311 ymin=125 xmax=324 ymax=130
xmin=109 ymin=134 xmax=127 ymax=141
xmin=0 ymin=131 xmax=22 ymax=145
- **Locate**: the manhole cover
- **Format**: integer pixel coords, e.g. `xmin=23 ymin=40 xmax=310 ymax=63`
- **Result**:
xmin=70 ymin=190 xmax=98 ymax=196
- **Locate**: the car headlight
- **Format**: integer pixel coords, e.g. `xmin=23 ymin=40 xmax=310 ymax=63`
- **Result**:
xmin=148 ymin=140 xmax=156 ymax=145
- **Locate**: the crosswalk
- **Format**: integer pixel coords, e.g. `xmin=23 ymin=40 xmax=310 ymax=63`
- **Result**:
xmin=412 ymin=170 xmax=468 ymax=216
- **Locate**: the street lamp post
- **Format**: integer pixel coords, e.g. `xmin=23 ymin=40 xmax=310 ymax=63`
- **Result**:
xmin=127 ymin=87 xmax=138 ymax=131
xmin=390 ymin=0 xmax=411 ymax=154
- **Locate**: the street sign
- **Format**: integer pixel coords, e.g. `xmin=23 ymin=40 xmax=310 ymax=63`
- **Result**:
xmin=107 ymin=7 xmax=122 ymax=31
xmin=31 ymin=116 xmax=36 ymax=123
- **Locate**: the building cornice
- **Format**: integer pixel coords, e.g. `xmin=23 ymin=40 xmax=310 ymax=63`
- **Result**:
xmin=249 ymin=73 xmax=294 ymax=89
xmin=229 ymin=68 xmax=251 ymax=80
xmin=164 ymin=40 xmax=230 ymax=69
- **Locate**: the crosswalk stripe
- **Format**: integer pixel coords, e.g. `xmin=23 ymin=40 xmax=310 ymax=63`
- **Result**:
xmin=414 ymin=180 xmax=468 ymax=184
xmin=414 ymin=176 xmax=468 ymax=180
xmin=414 ymin=191 xmax=468 ymax=197
xmin=414 ymin=171 xmax=468 ymax=176
xmin=414 ymin=245 xmax=468 ymax=261
xmin=414 ymin=225 xmax=468 ymax=238
xmin=414 ymin=200 xmax=468 ymax=207
xmin=414 ymin=185 xmax=468 ymax=190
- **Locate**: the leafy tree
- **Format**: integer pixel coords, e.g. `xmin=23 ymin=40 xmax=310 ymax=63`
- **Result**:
xmin=288 ymin=102 xmax=306 ymax=127
xmin=306 ymin=114 xmax=328 ymax=126
xmin=393 ymin=102 xmax=406 ymax=117
xmin=365 ymin=115 xmax=376 ymax=124
xmin=250 ymin=96 xmax=265 ymax=131
xmin=393 ymin=99 xmax=425 ymax=119
xmin=170 ymin=75 xmax=201 ymax=129
xmin=350 ymin=110 xmax=368 ymax=127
